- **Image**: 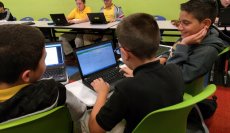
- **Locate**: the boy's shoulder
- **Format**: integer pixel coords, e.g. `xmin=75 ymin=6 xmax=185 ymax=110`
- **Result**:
xmin=21 ymin=79 xmax=65 ymax=95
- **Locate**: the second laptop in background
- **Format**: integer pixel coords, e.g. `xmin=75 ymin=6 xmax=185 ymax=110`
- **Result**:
xmin=87 ymin=13 xmax=108 ymax=24
xmin=50 ymin=14 xmax=74 ymax=26
xmin=41 ymin=42 xmax=68 ymax=84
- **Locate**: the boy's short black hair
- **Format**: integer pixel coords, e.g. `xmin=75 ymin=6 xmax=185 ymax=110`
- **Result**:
xmin=0 ymin=24 xmax=45 ymax=84
xmin=181 ymin=0 xmax=217 ymax=24
xmin=116 ymin=13 xmax=160 ymax=60
xmin=0 ymin=1 xmax=4 ymax=8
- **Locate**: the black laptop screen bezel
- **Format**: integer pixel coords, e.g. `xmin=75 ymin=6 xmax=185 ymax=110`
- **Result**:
xmin=74 ymin=40 xmax=118 ymax=79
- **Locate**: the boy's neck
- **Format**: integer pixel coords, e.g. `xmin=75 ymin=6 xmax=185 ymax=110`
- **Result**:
xmin=131 ymin=57 xmax=158 ymax=70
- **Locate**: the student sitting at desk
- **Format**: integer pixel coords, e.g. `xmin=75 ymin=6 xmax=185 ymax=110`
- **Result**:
xmin=216 ymin=0 xmax=230 ymax=37
xmin=0 ymin=25 xmax=86 ymax=132
xmin=83 ymin=0 xmax=124 ymax=44
xmin=100 ymin=0 xmax=124 ymax=22
xmin=88 ymin=13 xmax=184 ymax=133
xmin=59 ymin=0 xmax=91 ymax=58
xmin=123 ymin=0 xmax=225 ymax=84
xmin=0 ymin=1 xmax=15 ymax=21
xmin=162 ymin=0 xmax=225 ymax=83
xmin=216 ymin=0 xmax=230 ymax=20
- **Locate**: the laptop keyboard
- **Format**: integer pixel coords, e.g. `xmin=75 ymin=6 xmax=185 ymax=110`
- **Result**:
xmin=42 ymin=68 xmax=66 ymax=81
xmin=84 ymin=67 xmax=124 ymax=87
xmin=156 ymin=45 xmax=171 ymax=57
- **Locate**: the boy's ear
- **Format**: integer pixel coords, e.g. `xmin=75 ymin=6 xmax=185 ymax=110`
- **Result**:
xmin=120 ymin=48 xmax=130 ymax=60
xmin=21 ymin=70 xmax=31 ymax=83
xmin=202 ymin=18 xmax=212 ymax=27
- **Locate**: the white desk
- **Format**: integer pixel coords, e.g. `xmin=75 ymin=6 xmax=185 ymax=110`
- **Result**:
xmin=31 ymin=21 xmax=119 ymax=29
xmin=65 ymin=80 xmax=97 ymax=107
xmin=65 ymin=80 xmax=113 ymax=107
xmin=109 ymin=20 xmax=178 ymax=30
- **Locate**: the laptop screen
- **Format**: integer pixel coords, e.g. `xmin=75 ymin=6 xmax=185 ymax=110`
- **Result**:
xmin=75 ymin=41 xmax=116 ymax=76
xmin=45 ymin=43 xmax=64 ymax=67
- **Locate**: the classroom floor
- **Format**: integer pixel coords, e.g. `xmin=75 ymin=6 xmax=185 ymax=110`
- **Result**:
xmin=205 ymin=86 xmax=230 ymax=133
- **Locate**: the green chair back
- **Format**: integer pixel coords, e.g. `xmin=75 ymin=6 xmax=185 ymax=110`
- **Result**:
xmin=218 ymin=46 xmax=230 ymax=56
xmin=132 ymin=84 xmax=216 ymax=133
xmin=185 ymin=75 xmax=207 ymax=96
xmin=0 ymin=106 xmax=73 ymax=133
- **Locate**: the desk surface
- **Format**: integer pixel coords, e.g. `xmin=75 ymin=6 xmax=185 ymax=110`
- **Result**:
xmin=0 ymin=21 xmax=119 ymax=29
xmin=1 ymin=20 xmax=229 ymax=31
xmin=66 ymin=80 xmax=97 ymax=107
xmin=109 ymin=20 xmax=178 ymax=30
xmin=66 ymin=80 xmax=114 ymax=107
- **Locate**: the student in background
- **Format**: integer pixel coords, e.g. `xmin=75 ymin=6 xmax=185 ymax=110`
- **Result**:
xmin=59 ymin=0 xmax=91 ymax=57
xmin=0 ymin=1 xmax=15 ymax=21
xmin=163 ymin=0 xmax=225 ymax=83
xmin=88 ymin=13 xmax=184 ymax=133
xmin=215 ymin=0 xmax=230 ymax=37
xmin=83 ymin=0 xmax=124 ymax=44
xmin=0 ymin=24 xmax=86 ymax=132
xmin=100 ymin=0 xmax=124 ymax=22
xmin=217 ymin=0 xmax=230 ymax=18
xmin=123 ymin=0 xmax=225 ymax=84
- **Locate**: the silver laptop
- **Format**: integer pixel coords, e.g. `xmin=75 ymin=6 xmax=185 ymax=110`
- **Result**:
xmin=74 ymin=40 xmax=124 ymax=91
xmin=41 ymin=42 xmax=68 ymax=83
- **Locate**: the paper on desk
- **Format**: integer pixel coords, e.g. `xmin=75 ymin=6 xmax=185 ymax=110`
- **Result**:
xmin=65 ymin=80 xmax=97 ymax=107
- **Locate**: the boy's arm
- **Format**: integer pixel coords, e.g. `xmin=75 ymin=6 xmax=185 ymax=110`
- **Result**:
xmin=167 ymin=44 xmax=218 ymax=83
xmin=115 ymin=6 xmax=124 ymax=21
xmin=89 ymin=78 xmax=109 ymax=133
xmin=67 ymin=9 xmax=75 ymax=20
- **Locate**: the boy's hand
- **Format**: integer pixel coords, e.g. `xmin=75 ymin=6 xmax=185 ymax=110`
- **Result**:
xmin=68 ymin=19 xmax=80 ymax=24
xmin=120 ymin=67 xmax=134 ymax=77
xmin=91 ymin=78 xmax=110 ymax=95
xmin=158 ymin=57 xmax=167 ymax=64
xmin=181 ymin=26 xmax=208 ymax=45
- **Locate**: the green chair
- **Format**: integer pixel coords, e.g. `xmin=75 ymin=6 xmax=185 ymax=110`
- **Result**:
xmin=0 ymin=106 xmax=73 ymax=133
xmin=132 ymin=84 xmax=216 ymax=133
xmin=185 ymin=75 xmax=207 ymax=96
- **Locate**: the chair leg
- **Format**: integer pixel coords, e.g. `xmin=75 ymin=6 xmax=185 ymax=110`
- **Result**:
xmin=194 ymin=105 xmax=209 ymax=133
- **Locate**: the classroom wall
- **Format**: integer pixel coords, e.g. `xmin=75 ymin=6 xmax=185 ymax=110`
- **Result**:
xmin=2 ymin=0 xmax=186 ymax=21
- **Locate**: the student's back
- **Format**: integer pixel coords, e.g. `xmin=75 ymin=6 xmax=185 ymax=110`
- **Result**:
xmin=101 ymin=62 xmax=184 ymax=132
xmin=88 ymin=13 xmax=184 ymax=133
xmin=0 ymin=80 xmax=66 ymax=122
xmin=0 ymin=25 xmax=86 ymax=125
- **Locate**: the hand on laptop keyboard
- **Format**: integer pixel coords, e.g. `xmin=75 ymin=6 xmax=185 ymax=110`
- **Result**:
xmin=90 ymin=78 xmax=110 ymax=94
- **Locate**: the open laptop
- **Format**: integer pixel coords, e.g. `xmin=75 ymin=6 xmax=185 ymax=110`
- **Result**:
xmin=218 ymin=7 xmax=230 ymax=27
xmin=87 ymin=13 xmax=108 ymax=24
xmin=74 ymin=40 xmax=124 ymax=91
xmin=50 ymin=14 xmax=73 ymax=26
xmin=41 ymin=42 xmax=68 ymax=84
xmin=156 ymin=44 xmax=172 ymax=57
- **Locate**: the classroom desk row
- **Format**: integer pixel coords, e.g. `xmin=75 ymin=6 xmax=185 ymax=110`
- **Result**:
xmin=1 ymin=20 xmax=229 ymax=33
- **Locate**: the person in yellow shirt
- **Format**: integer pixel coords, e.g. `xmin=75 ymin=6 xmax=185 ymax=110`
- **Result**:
xmin=59 ymin=0 xmax=91 ymax=57
xmin=100 ymin=0 xmax=124 ymax=22
xmin=83 ymin=0 xmax=124 ymax=45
